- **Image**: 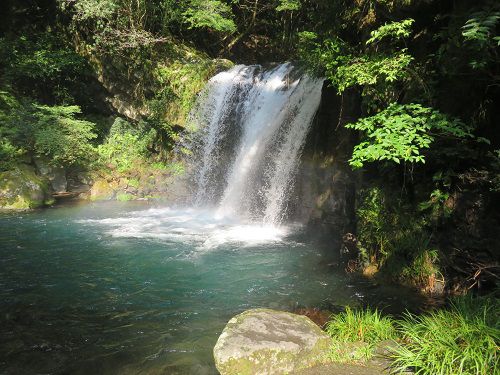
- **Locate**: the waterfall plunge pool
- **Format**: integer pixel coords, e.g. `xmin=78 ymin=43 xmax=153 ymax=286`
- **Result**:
xmin=0 ymin=201 xmax=433 ymax=374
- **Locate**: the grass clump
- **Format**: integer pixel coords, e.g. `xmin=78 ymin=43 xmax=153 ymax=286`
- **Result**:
xmin=116 ymin=193 xmax=133 ymax=202
xmin=325 ymin=297 xmax=498 ymax=373
xmin=325 ymin=307 xmax=397 ymax=363
xmin=391 ymin=296 xmax=499 ymax=375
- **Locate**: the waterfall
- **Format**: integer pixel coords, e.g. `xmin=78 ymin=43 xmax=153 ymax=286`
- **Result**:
xmin=189 ymin=63 xmax=323 ymax=225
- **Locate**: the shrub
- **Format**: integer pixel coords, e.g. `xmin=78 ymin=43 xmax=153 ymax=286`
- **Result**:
xmin=96 ymin=118 xmax=156 ymax=173
xmin=116 ymin=193 xmax=133 ymax=202
xmin=0 ymin=32 xmax=91 ymax=103
xmin=356 ymin=187 xmax=441 ymax=290
xmin=31 ymin=105 xmax=97 ymax=166
xmin=346 ymin=104 xmax=471 ymax=169
xmin=0 ymin=92 xmax=97 ymax=170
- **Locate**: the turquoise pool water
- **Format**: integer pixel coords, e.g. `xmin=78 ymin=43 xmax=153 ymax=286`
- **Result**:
xmin=0 ymin=202 xmax=429 ymax=374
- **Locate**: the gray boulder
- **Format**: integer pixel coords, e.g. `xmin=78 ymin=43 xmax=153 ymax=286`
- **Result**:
xmin=0 ymin=166 xmax=54 ymax=209
xmin=214 ymin=308 xmax=331 ymax=375
xmin=34 ymin=157 xmax=67 ymax=193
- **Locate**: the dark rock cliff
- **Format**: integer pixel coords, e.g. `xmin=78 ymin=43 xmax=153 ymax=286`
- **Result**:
xmin=290 ymin=84 xmax=360 ymax=246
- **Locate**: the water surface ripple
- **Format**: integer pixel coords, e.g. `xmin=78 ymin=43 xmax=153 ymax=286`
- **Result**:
xmin=0 ymin=202 xmax=429 ymax=374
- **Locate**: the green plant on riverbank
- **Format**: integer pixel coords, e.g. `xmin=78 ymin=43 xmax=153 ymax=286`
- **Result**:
xmin=355 ymin=187 xmax=441 ymax=291
xmin=325 ymin=296 xmax=499 ymax=374
xmin=0 ymin=91 xmax=98 ymax=171
xmin=325 ymin=307 xmax=397 ymax=363
xmin=96 ymin=118 xmax=156 ymax=174
xmin=392 ymin=296 xmax=499 ymax=375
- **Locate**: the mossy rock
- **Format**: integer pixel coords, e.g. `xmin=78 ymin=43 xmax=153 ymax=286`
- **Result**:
xmin=214 ymin=308 xmax=331 ymax=375
xmin=90 ymin=179 xmax=117 ymax=201
xmin=0 ymin=166 xmax=53 ymax=210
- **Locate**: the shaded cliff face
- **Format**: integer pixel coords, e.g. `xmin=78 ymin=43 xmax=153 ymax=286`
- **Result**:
xmin=290 ymin=84 xmax=359 ymax=244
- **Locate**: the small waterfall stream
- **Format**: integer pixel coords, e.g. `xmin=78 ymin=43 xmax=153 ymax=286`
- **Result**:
xmin=190 ymin=63 xmax=324 ymax=225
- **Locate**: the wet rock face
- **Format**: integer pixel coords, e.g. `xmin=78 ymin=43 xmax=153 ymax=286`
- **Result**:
xmin=0 ymin=166 xmax=54 ymax=209
xmin=289 ymin=85 xmax=358 ymax=242
xmin=34 ymin=158 xmax=67 ymax=193
xmin=90 ymin=179 xmax=117 ymax=201
xmin=214 ymin=308 xmax=331 ymax=375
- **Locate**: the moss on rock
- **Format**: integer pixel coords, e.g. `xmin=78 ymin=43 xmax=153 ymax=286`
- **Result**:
xmin=89 ymin=178 xmax=117 ymax=201
xmin=214 ymin=308 xmax=331 ymax=375
xmin=0 ymin=166 xmax=53 ymax=209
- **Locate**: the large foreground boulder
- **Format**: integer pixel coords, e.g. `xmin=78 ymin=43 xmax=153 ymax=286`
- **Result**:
xmin=214 ymin=308 xmax=331 ymax=375
xmin=0 ymin=166 xmax=54 ymax=209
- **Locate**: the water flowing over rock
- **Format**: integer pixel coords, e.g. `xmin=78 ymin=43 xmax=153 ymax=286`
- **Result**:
xmin=213 ymin=309 xmax=331 ymax=375
xmin=189 ymin=63 xmax=324 ymax=225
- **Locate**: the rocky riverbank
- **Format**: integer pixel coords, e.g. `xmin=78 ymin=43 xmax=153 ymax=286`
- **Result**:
xmin=213 ymin=308 xmax=397 ymax=375
xmin=0 ymin=162 xmax=187 ymax=210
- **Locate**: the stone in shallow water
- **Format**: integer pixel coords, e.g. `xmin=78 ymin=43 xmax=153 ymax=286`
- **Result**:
xmin=213 ymin=308 xmax=331 ymax=375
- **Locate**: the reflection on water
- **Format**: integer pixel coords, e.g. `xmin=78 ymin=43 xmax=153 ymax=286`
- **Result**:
xmin=0 ymin=202 xmax=433 ymax=374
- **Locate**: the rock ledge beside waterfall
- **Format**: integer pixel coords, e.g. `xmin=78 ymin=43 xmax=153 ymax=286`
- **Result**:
xmin=213 ymin=308 xmax=331 ymax=375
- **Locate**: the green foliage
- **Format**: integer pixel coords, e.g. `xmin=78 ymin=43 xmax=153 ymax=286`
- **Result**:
xmin=418 ymin=188 xmax=452 ymax=220
xmin=31 ymin=105 xmax=97 ymax=166
xmin=162 ymin=0 xmax=185 ymax=30
xmin=182 ymin=0 xmax=236 ymax=33
xmin=0 ymin=91 xmax=25 ymax=170
xmin=399 ymin=249 xmax=440 ymax=286
xmin=346 ymin=104 xmax=471 ymax=169
xmin=366 ymin=18 xmax=414 ymax=45
xmin=356 ymin=187 xmax=442 ymax=289
xmin=298 ymin=17 xmax=416 ymax=93
xmin=156 ymin=161 xmax=186 ymax=175
xmin=276 ymin=0 xmax=301 ymax=12
xmin=0 ymin=33 xmax=90 ymax=103
xmin=150 ymin=58 xmax=224 ymax=133
xmin=0 ymin=140 xmax=21 ymax=171
xmin=462 ymin=10 xmax=500 ymax=45
xmin=356 ymin=187 xmax=391 ymax=262
xmin=97 ymin=118 xmax=156 ymax=173
xmin=0 ymin=91 xmax=97 ymax=170
xmin=461 ymin=8 xmax=500 ymax=70
xmin=335 ymin=51 xmax=413 ymax=92
xmin=326 ymin=307 xmax=397 ymax=344
xmin=58 ymin=0 xmax=163 ymax=51
xmin=294 ymin=2 xmax=499 ymax=217
xmin=297 ymin=32 xmax=347 ymax=75
xmin=298 ymin=32 xmax=413 ymax=93
xmin=326 ymin=307 xmax=397 ymax=362
xmin=127 ymin=178 xmax=140 ymax=188
xmin=392 ymin=296 xmax=500 ymax=375
xmin=116 ymin=192 xmax=134 ymax=201
xmin=327 ymin=297 xmax=498 ymax=373
xmin=68 ymin=0 xmax=117 ymax=22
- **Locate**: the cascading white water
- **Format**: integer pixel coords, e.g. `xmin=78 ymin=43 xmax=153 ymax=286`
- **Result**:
xmin=190 ymin=65 xmax=257 ymax=205
xmin=261 ymin=74 xmax=323 ymax=224
xmin=190 ymin=63 xmax=323 ymax=225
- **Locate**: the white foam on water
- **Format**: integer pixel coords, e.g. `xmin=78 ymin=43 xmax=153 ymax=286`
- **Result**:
xmin=76 ymin=64 xmax=322 ymax=251
xmin=76 ymin=207 xmax=293 ymax=252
